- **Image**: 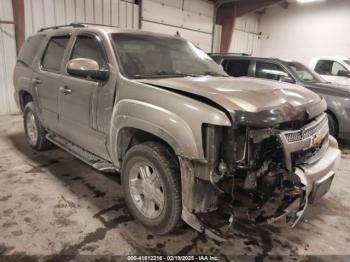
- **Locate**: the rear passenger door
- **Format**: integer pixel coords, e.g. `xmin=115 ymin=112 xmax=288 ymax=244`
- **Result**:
xmin=34 ymin=35 xmax=70 ymax=132
xmin=58 ymin=33 xmax=109 ymax=159
xmin=222 ymin=59 xmax=252 ymax=77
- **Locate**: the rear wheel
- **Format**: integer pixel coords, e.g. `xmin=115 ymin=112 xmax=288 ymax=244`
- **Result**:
xmin=327 ymin=112 xmax=338 ymax=137
xmin=121 ymin=142 xmax=181 ymax=235
xmin=23 ymin=102 xmax=52 ymax=151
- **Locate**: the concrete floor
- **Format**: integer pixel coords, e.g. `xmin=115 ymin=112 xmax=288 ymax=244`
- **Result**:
xmin=0 ymin=114 xmax=350 ymax=260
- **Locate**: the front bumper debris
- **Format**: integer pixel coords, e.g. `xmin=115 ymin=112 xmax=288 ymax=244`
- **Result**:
xmin=268 ymin=135 xmax=340 ymax=228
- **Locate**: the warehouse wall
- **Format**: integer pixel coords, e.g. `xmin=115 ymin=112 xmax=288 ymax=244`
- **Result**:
xmin=228 ymin=13 xmax=260 ymax=55
xmin=24 ymin=0 xmax=139 ymax=37
xmin=258 ymin=0 xmax=350 ymax=64
xmin=141 ymin=0 xmax=214 ymax=52
xmin=0 ymin=0 xmax=18 ymax=114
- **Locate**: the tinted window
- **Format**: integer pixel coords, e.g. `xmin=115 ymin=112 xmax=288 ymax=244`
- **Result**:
xmin=18 ymin=35 xmax=45 ymax=66
xmin=286 ymin=62 xmax=322 ymax=83
xmin=70 ymin=35 xmax=106 ymax=67
xmin=223 ymin=59 xmax=250 ymax=77
xmin=255 ymin=61 xmax=288 ymax=81
xmin=42 ymin=36 xmax=70 ymax=72
xmin=315 ymin=60 xmax=347 ymax=76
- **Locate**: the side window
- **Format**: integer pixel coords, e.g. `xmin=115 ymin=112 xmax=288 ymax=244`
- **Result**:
xmin=41 ymin=36 xmax=70 ymax=72
xmin=255 ymin=61 xmax=288 ymax=81
xmin=70 ymin=35 xmax=106 ymax=67
xmin=315 ymin=60 xmax=347 ymax=76
xmin=223 ymin=59 xmax=250 ymax=77
xmin=331 ymin=61 xmax=347 ymax=75
xmin=18 ymin=35 xmax=45 ymax=66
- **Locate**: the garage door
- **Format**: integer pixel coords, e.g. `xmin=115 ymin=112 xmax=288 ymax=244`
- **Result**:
xmin=0 ymin=0 xmax=18 ymax=114
xmin=24 ymin=0 xmax=139 ymax=37
xmin=141 ymin=0 xmax=214 ymax=52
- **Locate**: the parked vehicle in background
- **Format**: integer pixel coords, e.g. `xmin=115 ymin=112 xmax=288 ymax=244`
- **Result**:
xmin=13 ymin=24 xmax=340 ymax=239
xmin=210 ymin=54 xmax=350 ymax=141
xmin=310 ymin=56 xmax=350 ymax=85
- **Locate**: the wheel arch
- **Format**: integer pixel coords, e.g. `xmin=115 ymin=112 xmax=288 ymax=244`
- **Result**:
xmin=326 ymin=109 xmax=339 ymax=137
xmin=109 ymin=100 xmax=202 ymax=168
xmin=18 ymin=90 xmax=33 ymax=112
xmin=115 ymin=126 xmax=179 ymax=165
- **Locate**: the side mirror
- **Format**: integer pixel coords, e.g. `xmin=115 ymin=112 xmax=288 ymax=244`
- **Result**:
xmin=67 ymin=58 xmax=109 ymax=81
xmin=280 ymin=75 xmax=295 ymax=84
xmin=337 ymin=70 xmax=350 ymax=78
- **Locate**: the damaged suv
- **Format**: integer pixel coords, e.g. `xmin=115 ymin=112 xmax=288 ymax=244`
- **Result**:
xmin=14 ymin=23 xmax=340 ymax=238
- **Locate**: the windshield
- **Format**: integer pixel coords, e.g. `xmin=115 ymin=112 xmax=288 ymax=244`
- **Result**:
xmin=111 ymin=33 xmax=227 ymax=79
xmin=286 ymin=62 xmax=323 ymax=83
xmin=345 ymin=60 xmax=350 ymax=66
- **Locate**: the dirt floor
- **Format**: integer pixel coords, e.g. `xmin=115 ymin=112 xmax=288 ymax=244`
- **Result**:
xmin=0 ymin=114 xmax=350 ymax=261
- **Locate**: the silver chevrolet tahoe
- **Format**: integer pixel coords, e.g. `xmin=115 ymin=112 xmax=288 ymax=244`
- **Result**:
xmin=13 ymin=23 xmax=341 ymax=239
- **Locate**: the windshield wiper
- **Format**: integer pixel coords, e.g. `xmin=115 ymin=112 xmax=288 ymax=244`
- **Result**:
xmin=155 ymin=71 xmax=196 ymax=77
xmin=202 ymin=71 xmax=227 ymax=77
xmin=131 ymin=71 xmax=200 ymax=78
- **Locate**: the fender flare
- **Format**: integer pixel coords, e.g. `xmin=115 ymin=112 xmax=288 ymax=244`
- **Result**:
xmin=109 ymin=99 xmax=201 ymax=167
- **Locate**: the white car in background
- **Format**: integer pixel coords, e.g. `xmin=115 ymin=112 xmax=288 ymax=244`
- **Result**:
xmin=310 ymin=56 xmax=350 ymax=85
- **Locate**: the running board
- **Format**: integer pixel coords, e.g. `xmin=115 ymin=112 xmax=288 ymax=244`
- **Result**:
xmin=46 ymin=133 xmax=117 ymax=173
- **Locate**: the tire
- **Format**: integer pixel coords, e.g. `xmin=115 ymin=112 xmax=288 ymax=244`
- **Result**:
xmin=327 ymin=112 xmax=338 ymax=138
xmin=23 ymin=102 xmax=52 ymax=151
xmin=121 ymin=142 xmax=181 ymax=235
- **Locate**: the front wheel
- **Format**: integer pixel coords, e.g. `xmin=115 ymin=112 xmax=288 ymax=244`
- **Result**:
xmin=121 ymin=142 xmax=181 ymax=235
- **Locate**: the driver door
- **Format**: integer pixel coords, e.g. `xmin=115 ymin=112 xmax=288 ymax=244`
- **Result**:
xmin=58 ymin=33 xmax=109 ymax=159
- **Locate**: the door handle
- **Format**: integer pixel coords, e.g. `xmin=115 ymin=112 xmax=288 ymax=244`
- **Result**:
xmin=59 ymin=86 xmax=72 ymax=95
xmin=32 ymin=77 xmax=42 ymax=85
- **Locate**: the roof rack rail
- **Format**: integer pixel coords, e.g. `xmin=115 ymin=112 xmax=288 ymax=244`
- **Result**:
xmin=38 ymin=22 xmax=118 ymax=32
xmin=77 ymin=22 xmax=117 ymax=28
xmin=38 ymin=23 xmax=86 ymax=32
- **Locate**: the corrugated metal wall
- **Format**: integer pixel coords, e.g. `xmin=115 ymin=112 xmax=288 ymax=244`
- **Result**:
xmin=229 ymin=13 xmax=260 ymax=55
xmin=141 ymin=0 xmax=214 ymax=52
xmin=0 ymin=0 xmax=18 ymax=114
xmin=24 ymin=0 xmax=140 ymax=37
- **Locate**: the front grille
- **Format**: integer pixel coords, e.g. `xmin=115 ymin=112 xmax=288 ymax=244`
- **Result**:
xmin=278 ymin=113 xmax=329 ymax=171
xmin=282 ymin=115 xmax=328 ymax=144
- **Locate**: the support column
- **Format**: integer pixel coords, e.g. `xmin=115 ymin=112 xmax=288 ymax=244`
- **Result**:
xmin=12 ymin=0 xmax=25 ymax=53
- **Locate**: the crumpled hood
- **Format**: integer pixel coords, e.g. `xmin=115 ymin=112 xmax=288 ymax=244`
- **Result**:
xmin=138 ymin=76 xmax=326 ymax=127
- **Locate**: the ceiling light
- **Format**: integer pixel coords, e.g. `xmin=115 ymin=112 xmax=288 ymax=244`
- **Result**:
xmin=296 ymin=0 xmax=325 ymax=3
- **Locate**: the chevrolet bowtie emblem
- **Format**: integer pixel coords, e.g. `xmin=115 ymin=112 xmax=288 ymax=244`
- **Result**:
xmin=312 ymin=132 xmax=323 ymax=146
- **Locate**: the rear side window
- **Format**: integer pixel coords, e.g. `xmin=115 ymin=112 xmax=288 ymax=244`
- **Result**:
xmin=41 ymin=36 xmax=70 ymax=72
xmin=70 ymin=35 xmax=106 ymax=67
xmin=18 ymin=35 xmax=45 ymax=66
xmin=223 ymin=59 xmax=250 ymax=77
xmin=255 ymin=61 xmax=288 ymax=81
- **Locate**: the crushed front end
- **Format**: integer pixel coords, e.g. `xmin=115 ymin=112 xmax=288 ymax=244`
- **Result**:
xmin=180 ymin=112 xmax=341 ymax=237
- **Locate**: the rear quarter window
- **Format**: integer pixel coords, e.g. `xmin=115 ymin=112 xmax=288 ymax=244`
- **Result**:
xmin=223 ymin=59 xmax=250 ymax=77
xmin=18 ymin=35 xmax=45 ymax=66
